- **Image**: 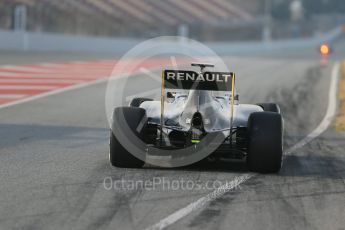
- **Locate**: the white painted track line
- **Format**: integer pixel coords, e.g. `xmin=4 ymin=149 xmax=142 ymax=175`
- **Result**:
xmin=144 ymin=62 xmax=340 ymax=230
xmin=285 ymin=62 xmax=340 ymax=155
xmin=145 ymin=174 xmax=254 ymax=230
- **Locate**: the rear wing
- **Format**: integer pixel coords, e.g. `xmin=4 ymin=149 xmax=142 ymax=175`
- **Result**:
xmin=159 ymin=69 xmax=236 ymax=137
xmin=163 ymin=70 xmax=234 ymax=91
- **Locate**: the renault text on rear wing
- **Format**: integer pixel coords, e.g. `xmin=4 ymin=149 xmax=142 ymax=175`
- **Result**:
xmin=163 ymin=70 xmax=235 ymax=91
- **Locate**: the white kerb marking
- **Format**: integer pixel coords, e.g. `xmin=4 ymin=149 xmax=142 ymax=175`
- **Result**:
xmin=0 ymin=62 xmax=167 ymax=110
xmin=0 ymin=78 xmax=108 ymax=110
xmin=0 ymin=85 xmax=58 ymax=90
xmin=0 ymin=94 xmax=26 ymax=99
xmin=0 ymin=65 xmax=52 ymax=73
xmin=0 ymin=79 xmax=85 ymax=84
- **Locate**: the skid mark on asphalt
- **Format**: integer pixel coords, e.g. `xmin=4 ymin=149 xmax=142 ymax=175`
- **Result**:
xmin=144 ymin=62 xmax=340 ymax=230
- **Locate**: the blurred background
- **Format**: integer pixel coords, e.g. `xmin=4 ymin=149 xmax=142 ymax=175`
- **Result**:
xmin=1 ymin=2 xmax=345 ymax=230
xmin=0 ymin=0 xmax=345 ymax=43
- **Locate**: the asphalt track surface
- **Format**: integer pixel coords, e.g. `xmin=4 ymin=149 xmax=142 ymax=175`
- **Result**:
xmin=0 ymin=41 xmax=345 ymax=230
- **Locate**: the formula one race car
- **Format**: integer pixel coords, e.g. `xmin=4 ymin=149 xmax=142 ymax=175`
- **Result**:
xmin=110 ymin=63 xmax=283 ymax=173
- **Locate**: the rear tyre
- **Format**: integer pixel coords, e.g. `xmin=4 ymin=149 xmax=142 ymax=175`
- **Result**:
xmin=130 ymin=98 xmax=153 ymax=107
xmin=247 ymin=112 xmax=283 ymax=173
xmin=110 ymin=107 xmax=147 ymax=168
xmin=256 ymin=103 xmax=280 ymax=113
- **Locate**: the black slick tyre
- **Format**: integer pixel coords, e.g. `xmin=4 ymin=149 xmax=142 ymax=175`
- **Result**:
xmin=247 ymin=112 xmax=283 ymax=173
xmin=110 ymin=107 xmax=147 ymax=168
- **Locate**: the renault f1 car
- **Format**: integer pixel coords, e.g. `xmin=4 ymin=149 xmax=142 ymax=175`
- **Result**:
xmin=110 ymin=63 xmax=283 ymax=173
